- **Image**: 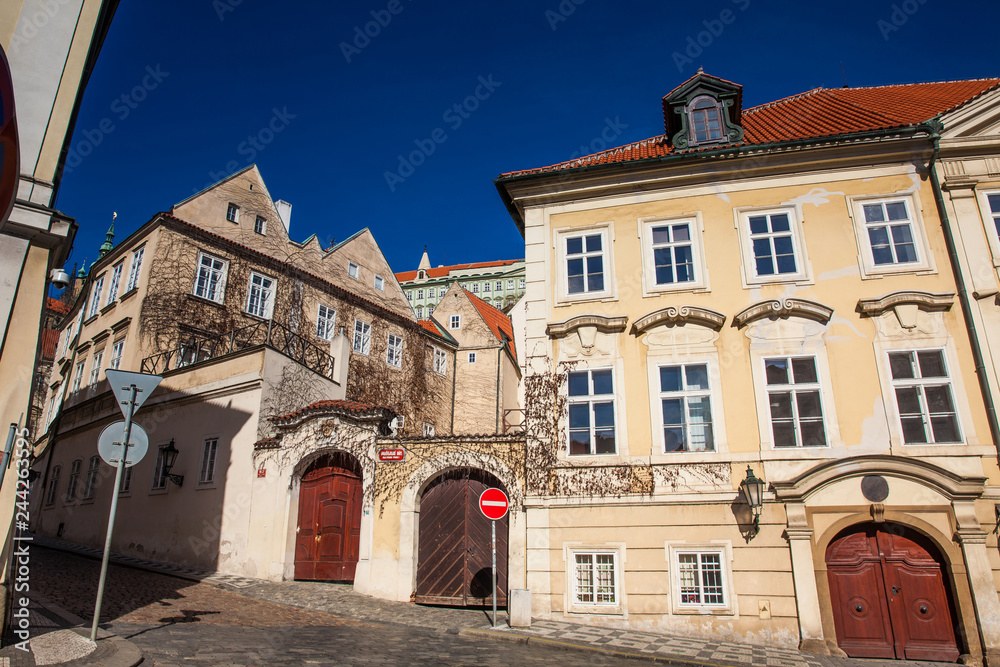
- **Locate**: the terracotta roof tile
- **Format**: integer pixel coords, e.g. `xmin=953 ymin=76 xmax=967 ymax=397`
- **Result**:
xmin=395 ymin=259 xmax=521 ymax=282
xmin=40 ymin=329 xmax=59 ymax=360
xmin=46 ymin=298 xmax=71 ymax=315
xmin=500 ymin=78 xmax=1000 ymax=177
xmin=463 ymin=289 xmax=517 ymax=364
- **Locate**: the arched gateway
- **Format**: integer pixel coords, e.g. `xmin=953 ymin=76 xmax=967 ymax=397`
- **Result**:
xmin=294 ymin=452 xmax=363 ymax=582
xmin=415 ymin=468 xmax=508 ymax=606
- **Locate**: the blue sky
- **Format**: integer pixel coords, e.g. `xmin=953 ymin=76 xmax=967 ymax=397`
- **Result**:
xmin=55 ymin=0 xmax=1000 ymax=277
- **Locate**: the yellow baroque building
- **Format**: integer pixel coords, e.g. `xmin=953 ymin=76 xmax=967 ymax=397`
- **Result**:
xmin=496 ymin=72 xmax=1000 ymax=664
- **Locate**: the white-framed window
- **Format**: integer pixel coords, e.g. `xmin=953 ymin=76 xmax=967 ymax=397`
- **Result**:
xmin=254 ymin=215 xmax=266 ymax=235
xmin=987 ymin=192 xmax=1000 ymax=240
xmin=495 ymin=281 xmax=502 ymax=291
xmin=640 ymin=216 xmax=708 ymax=294
xmin=109 ymin=338 xmax=125 ymax=370
xmin=888 ymin=349 xmax=961 ymax=444
xmin=72 ymin=361 xmax=85 ymax=393
xmin=406 ymin=291 xmax=413 ymax=302
xmin=416 ymin=289 xmax=424 ymax=299
xmin=193 ymin=252 xmax=228 ymax=303
xmin=316 ymin=304 xmax=336 ymax=340
xmin=45 ymin=465 xmax=61 ymax=505
xmin=657 ymin=363 xmax=715 ymax=452
xmin=736 ymin=207 xmax=811 ymax=285
xmin=483 ymin=282 xmax=490 ymax=292
xmin=105 ymin=262 xmax=123 ymax=306
xmin=450 ymin=315 xmax=461 ymax=329
xmin=573 ymin=552 xmax=617 ymax=606
xmin=353 ymin=319 xmax=371 ymax=355
xmin=66 ymin=459 xmax=81 ymax=500
xmin=519 ymin=278 xmax=525 ymax=289
xmin=763 ymin=356 xmax=828 ymax=448
xmin=507 ymin=279 xmax=514 ymax=289
xmin=666 ymin=542 xmax=736 ymax=615
xmin=348 ymin=261 xmax=359 ymax=280
xmin=89 ymin=350 xmax=104 ymax=386
xmin=440 ymin=287 xmax=447 ymax=297
xmin=423 ymin=422 xmax=435 ymax=437
xmin=472 ymin=283 xmax=479 ymax=294
xmin=568 ymin=368 xmax=616 ymax=456
xmin=433 ymin=348 xmax=447 ymax=375
xmin=83 ymin=456 xmax=100 ymax=499
xmin=245 ymin=272 xmax=275 ymax=318
xmin=468 ymin=352 xmax=476 ymax=363
xmin=427 ymin=304 xmax=434 ymax=316
xmin=416 ymin=306 xmax=424 ymax=318
xmin=565 ymin=231 xmax=606 ymax=295
xmin=687 ymin=95 xmax=726 ymax=145
xmin=200 ymin=437 xmax=218 ymax=483
xmin=125 ymin=246 xmax=144 ymax=292
xmin=848 ymin=194 xmax=933 ymax=278
xmin=374 ymin=275 xmax=384 ymax=291
xmin=119 ymin=465 xmax=132 ymax=494
xmin=152 ymin=445 xmax=169 ymax=490
xmin=386 ymin=333 xmax=403 ymax=368
xmin=226 ymin=203 xmax=239 ymax=222
xmin=87 ymin=275 xmax=105 ymax=318
xmin=980 ymin=190 xmax=1000 ymax=265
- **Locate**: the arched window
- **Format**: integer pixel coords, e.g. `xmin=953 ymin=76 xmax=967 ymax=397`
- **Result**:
xmin=66 ymin=459 xmax=82 ymax=501
xmin=688 ymin=96 xmax=724 ymax=144
xmin=45 ymin=466 xmax=61 ymax=505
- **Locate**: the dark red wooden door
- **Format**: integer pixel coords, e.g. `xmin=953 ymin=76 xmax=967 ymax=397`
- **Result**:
xmin=826 ymin=524 xmax=959 ymax=662
xmin=294 ymin=463 xmax=362 ymax=582
xmin=416 ymin=470 xmax=508 ymax=606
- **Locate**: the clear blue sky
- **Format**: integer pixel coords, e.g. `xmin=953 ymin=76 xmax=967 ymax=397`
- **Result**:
xmin=55 ymin=0 xmax=1000 ymax=277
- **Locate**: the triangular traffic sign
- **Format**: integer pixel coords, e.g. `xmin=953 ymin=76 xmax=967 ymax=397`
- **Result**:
xmin=104 ymin=369 xmax=162 ymax=415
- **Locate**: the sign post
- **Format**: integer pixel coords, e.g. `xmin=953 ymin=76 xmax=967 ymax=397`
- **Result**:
xmin=478 ymin=487 xmax=509 ymax=629
xmin=91 ymin=370 xmax=160 ymax=641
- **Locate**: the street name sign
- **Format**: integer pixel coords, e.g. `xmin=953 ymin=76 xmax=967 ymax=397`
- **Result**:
xmin=377 ymin=447 xmax=405 ymax=462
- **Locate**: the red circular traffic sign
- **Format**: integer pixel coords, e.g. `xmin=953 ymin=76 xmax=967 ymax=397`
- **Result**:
xmin=479 ymin=487 xmax=509 ymax=521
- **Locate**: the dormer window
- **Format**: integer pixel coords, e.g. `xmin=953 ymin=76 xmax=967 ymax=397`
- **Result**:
xmin=688 ymin=96 xmax=725 ymax=145
xmin=418 ymin=270 xmax=426 ymax=280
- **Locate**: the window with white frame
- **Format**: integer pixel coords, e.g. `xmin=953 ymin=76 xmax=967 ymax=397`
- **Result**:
xmin=483 ymin=282 xmax=490 ymax=292
xmin=688 ymin=96 xmax=725 ymax=145
xmin=423 ymin=422 xmax=435 ymax=437
xmin=427 ymin=304 xmax=434 ymax=316
xmin=888 ymin=349 xmax=961 ymax=444
xmin=433 ymin=348 xmax=447 ymax=375
xmin=568 ymin=368 xmax=616 ymax=455
xmin=764 ymin=357 xmax=827 ymax=447
xmin=641 ymin=217 xmax=708 ymax=294
xmin=66 ymin=459 xmax=81 ymax=500
xmin=83 ymin=456 xmax=100 ymax=499
xmin=89 ymin=350 xmax=104 ymax=386
xmin=200 ymin=437 xmax=218 ymax=483
xmin=657 ymin=364 xmax=714 ymax=452
xmin=468 ymin=352 xmax=476 ymax=363
xmin=417 ymin=289 xmax=424 ymax=299
xmin=125 ymin=246 xmax=144 ymax=292
xmin=152 ymin=445 xmax=169 ymax=490
xmin=439 ymin=287 xmax=447 ymax=297
xmin=676 ymin=550 xmax=726 ymax=607
xmin=87 ymin=275 xmax=104 ymax=318
xmin=245 ymin=272 xmax=275 ymax=318
xmin=316 ymin=304 xmax=336 ymax=340
xmin=472 ymin=283 xmax=479 ymax=294
xmin=72 ymin=361 xmax=85 ymax=393
xmin=519 ymin=278 xmax=525 ymax=289
xmin=353 ymin=320 xmax=371 ymax=355
xmin=495 ymin=281 xmax=502 ymax=291
xmin=747 ymin=211 xmax=798 ymax=277
xmin=348 ymin=261 xmax=359 ymax=279
xmin=374 ymin=274 xmax=384 ymax=291
xmin=564 ymin=231 xmax=606 ymax=295
xmin=386 ymin=333 xmax=403 ymax=368
xmin=416 ymin=306 xmax=423 ymax=318
xmin=226 ymin=203 xmax=239 ymax=222
xmin=860 ymin=200 xmax=918 ymax=266
xmin=109 ymin=338 xmax=125 ymax=370
xmin=406 ymin=291 xmax=413 ymax=302
xmin=119 ymin=466 xmax=132 ymax=494
xmin=254 ymin=215 xmax=266 ymax=235
xmin=988 ymin=192 xmax=1000 ymax=239
xmin=106 ymin=262 xmax=123 ymax=306
xmin=507 ymin=279 xmax=514 ymax=289
xmin=573 ymin=552 xmax=617 ymax=605
xmin=450 ymin=315 xmax=461 ymax=329
xmin=193 ymin=252 xmax=227 ymax=303
xmin=45 ymin=465 xmax=60 ymax=505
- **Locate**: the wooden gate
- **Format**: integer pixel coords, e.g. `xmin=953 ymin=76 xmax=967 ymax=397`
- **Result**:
xmin=826 ymin=523 xmax=959 ymax=662
xmin=415 ymin=469 xmax=508 ymax=606
xmin=294 ymin=455 xmax=362 ymax=582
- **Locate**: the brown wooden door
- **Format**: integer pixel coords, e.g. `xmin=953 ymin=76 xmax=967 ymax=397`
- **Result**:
xmin=294 ymin=463 xmax=362 ymax=582
xmin=826 ymin=523 xmax=959 ymax=662
xmin=415 ymin=470 xmax=508 ymax=607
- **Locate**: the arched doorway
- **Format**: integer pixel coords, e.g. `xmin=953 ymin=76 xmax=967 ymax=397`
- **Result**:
xmin=826 ymin=522 xmax=960 ymax=662
xmin=294 ymin=452 xmax=363 ymax=582
xmin=415 ymin=468 xmax=508 ymax=607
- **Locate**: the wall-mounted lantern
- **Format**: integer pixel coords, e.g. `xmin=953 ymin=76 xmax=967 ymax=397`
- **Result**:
xmin=740 ymin=465 xmax=765 ymax=541
xmin=161 ymin=439 xmax=184 ymax=487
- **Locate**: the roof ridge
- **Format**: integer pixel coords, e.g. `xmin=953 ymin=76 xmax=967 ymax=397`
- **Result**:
xmin=744 ymin=87 xmax=825 ymax=114
xmin=831 ymin=77 xmax=1000 ymax=92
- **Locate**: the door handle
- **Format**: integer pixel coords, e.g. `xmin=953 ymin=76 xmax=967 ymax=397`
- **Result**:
xmin=315 ymin=533 xmax=322 ymax=542
xmin=891 ymin=585 xmax=900 ymax=596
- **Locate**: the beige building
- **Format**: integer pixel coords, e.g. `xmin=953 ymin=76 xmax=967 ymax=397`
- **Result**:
xmin=495 ymin=72 xmax=1000 ymax=665
xmin=0 ymin=0 xmax=119 ymax=630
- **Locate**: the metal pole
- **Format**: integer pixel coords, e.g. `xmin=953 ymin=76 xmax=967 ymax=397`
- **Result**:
xmin=90 ymin=385 xmax=135 ymax=642
xmin=491 ymin=519 xmax=497 ymax=629
xmin=0 ymin=423 xmax=18 ymax=494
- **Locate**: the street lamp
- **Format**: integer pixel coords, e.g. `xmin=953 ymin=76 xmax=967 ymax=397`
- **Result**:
xmin=161 ymin=439 xmax=184 ymax=487
xmin=740 ymin=466 xmax=765 ymax=541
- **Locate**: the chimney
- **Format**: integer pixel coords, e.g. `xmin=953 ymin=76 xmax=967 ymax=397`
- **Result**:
xmin=275 ymin=200 xmax=292 ymax=233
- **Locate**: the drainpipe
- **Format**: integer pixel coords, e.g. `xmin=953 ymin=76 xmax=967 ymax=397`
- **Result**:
xmin=495 ymin=342 xmax=502 ymax=434
xmin=923 ymin=122 xmax=1000 ymax=455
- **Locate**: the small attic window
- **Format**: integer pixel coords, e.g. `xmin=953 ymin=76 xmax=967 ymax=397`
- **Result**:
xmin=688 ymin=95 xmax=725 ymax=145
xmin=226 ymin=203 xmax=240 ymax=223
xmin=418 ymin=270 xmax=426 ymax=280
xmin=348 ymin=261 xmax=359 ymax=280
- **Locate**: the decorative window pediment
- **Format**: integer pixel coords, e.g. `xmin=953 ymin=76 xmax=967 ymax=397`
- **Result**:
xmin=630 ymin=306 xmax=725 ymax=335
xmin=733 ymin=298 xmax=833 ymax=329
xmin=546 ymin=315 xmax=628 ymax=338
xmin=856 ymin=290 xmax=954 ymax=317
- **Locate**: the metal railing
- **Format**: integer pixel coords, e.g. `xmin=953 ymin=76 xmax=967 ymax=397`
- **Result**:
xmin=503 ymin=408 xmax=524 ymax=434
xmin=141 ymin=320 xmax=335 ymax=379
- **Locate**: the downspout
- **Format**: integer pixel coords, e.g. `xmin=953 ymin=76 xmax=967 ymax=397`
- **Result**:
xmin=924 ymin=122 xmax=1000 ymax=455
xmin=450 ymin=348 xmax=456 ymax=435
xmin=495 ymin=342 xmax=502 ymax=434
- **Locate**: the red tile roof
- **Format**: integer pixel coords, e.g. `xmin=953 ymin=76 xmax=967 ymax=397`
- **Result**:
xmin=40 ymin=329 xmax=60 ymax=360
xmin=395 ymin=259 xmax=520 ymax=282
xmin=269 ymin=399 xmax=392 ymax=424
xmin=464 ymin=289 xmax=517 ymax=363
xmin=500 ymin=78 xmax=1000 ymax=177
xmin=46 ymin=297 xmax=71 ymax=315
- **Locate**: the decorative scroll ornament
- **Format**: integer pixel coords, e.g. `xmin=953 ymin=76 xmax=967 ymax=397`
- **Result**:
xmin=732 ymin=298 xmax=833 ymax=329
xmin=630 ymin=305 xmax=726 ymax=335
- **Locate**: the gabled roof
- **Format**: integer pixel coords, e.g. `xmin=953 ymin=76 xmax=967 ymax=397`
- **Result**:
xmin=464 ymin=288 xmax=516 ymax=363
xmin=499 ymin=78 xmax=1000 ymax=178
xmin=418 ymin=319 xmax=458 ymax=346
xmin=395 ymin=259 xmax=521 ymax=282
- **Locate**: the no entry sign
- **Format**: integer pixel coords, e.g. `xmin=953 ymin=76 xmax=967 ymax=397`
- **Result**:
xmin=478 ymin=487 xmax=509 ymax=521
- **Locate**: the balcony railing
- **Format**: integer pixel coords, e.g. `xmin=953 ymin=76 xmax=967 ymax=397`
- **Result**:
xmin=503 ymin=408 xmax=524 ymax=434
xmin=141 ymin=321 xmax=335 ymax=379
